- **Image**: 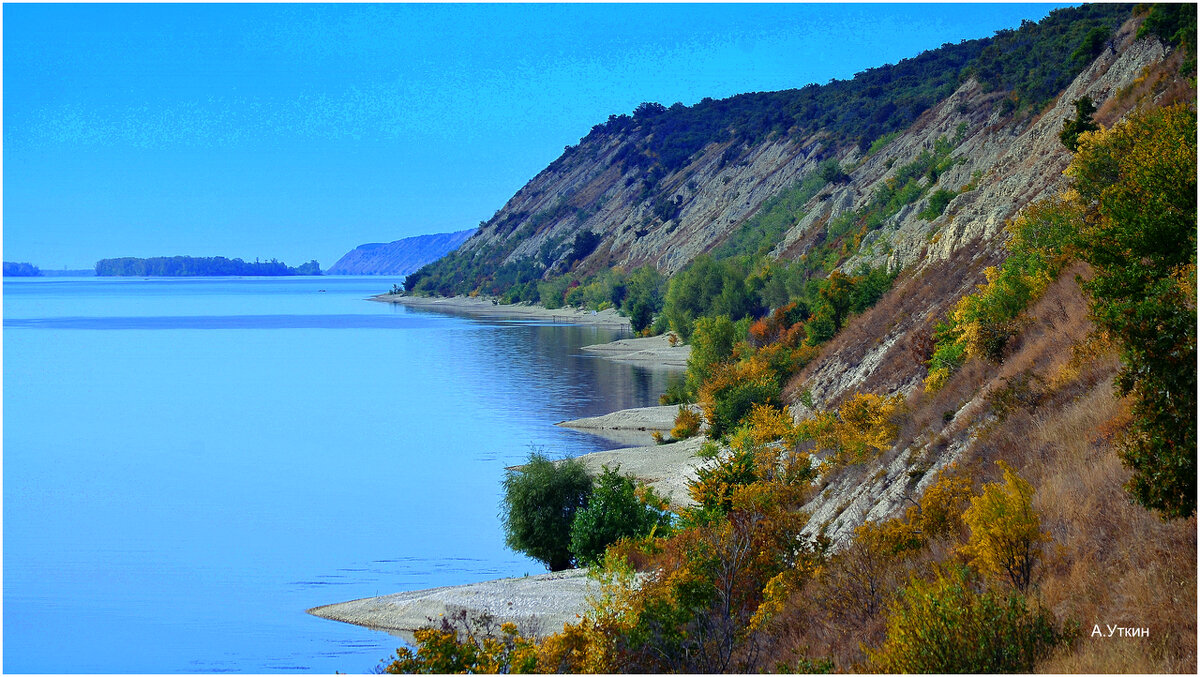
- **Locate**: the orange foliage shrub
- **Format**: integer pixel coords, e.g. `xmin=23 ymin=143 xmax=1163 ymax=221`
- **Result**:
xmin=669 ymin=405 xmax=702 ymax=439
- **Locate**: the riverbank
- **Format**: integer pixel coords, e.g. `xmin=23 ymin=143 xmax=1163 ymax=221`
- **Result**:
xmin=568 ymin=435 xmax=706 ymax=510
xmin=580 ymin=334 xmax=690 ymax=369
xmin=307 ymin=569 xmax=592 ymax=644
xmin=309 ymin=425 xmax=706 ymax=640
xmin=307 ymin=434 xmax=705 ymax=641
xmin=372 ymin=294 xmax=633 ymax=329
xmin=309 ymin=302 xmax=704 ymax=643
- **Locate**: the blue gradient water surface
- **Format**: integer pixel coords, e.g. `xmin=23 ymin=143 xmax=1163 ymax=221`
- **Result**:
xmin=3 ymin=276 xmax=679 ymax=673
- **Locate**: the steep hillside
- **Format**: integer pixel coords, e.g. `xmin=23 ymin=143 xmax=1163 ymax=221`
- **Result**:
xmin=404 ymin=3 xmax=1130 ymax=297
xmin=327 ymin=228 xmax=475 ymax=276
xmin=384 ymin=3 xmax=1195 ymax=673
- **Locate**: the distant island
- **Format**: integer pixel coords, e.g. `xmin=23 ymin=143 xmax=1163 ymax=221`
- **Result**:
xmin=95 ymin=256 xmax=322 ymax=276
xmin=326 ymin=228 xmax=475 ymax=276
xmin=3 ymin=262 xmax=42 ymax=276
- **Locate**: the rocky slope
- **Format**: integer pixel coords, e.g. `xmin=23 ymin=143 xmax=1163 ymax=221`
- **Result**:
xmin=783 ymin=17 xmax=1182 ymax=545
xmin=327 ymin=228 xmax=475 ymax=275
xmin=409 ymin=5 xmax=1131 ymax=292
xmin=422 ymin=9 xmax=1182 ymax=546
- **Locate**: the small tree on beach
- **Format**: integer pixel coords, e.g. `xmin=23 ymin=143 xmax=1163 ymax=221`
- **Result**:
xmin=501 ymin=451 xmax=593 ymax=571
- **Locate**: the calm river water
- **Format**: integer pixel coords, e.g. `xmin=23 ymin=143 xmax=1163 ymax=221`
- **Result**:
xmin=3 ymin=276 xmax=680 ymax=673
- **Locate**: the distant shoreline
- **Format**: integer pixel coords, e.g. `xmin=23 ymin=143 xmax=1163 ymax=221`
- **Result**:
xmin=371 ymin=293 xmax=634 ymax=329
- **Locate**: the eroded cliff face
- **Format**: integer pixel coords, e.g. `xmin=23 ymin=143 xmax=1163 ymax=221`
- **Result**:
xmin=451 ymin=14 xmax=1180 ymax=547
xmin=458 ymin=18 xmax=1165 ymax=293
xmin=461 ymin=128 xmax=835 ymax=277
xmin=791 ymin=19 xmax=1166 ymax=417
xmin=782 ymin=20 xmax=1180 ymax=546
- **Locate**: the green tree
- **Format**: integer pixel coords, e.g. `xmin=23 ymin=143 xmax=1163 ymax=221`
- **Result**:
xmin=501 ymin=451 xmax=594 ymax=571
xmin=685 ymin=315 xmax=739 ymax=394
xmin=569 ymin=466 xmax=673 ymax=566
xmin=1067 ymin=104 xmax=1197 ymax=519
xmin=1058 ymin=96 xmax=1099 ymax=151
xmin=1138 ymin=3 xmax=1197 ymax=74
xmin=662 ymin=256 xmax=760 ymax=339
xmin=621 ymin=266 xmax=666 ymax=332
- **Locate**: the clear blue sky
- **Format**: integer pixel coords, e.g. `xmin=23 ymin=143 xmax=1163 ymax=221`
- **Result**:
xmin=3 ymin=3 xmax=1075 ymax=270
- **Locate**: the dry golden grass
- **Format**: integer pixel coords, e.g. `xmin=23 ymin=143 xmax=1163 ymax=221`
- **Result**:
xmin=1022 ymin=380 xmax=1197 ymax=674
xmin=816 ymin=262 xmax=1197 ymax=673
xmin=952 ymin=268 xmax=1197 ymax=673
xmin=1100 ymin=47 xmax=1195 ymax=127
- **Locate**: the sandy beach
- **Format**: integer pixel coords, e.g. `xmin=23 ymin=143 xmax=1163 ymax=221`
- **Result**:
xmin=371 ymin=293 xmax=634 ymax=329
xmin=567 ymin=436 xmax=706 ymax=509
xmin=579 ymin=334 xmax=690 ymax=369
xmin=307 ymin=569 xmax=593 ymax=644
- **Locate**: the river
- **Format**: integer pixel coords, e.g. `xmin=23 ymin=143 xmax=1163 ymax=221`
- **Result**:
xmin=2 ymin=276 xmax=680 ymax=673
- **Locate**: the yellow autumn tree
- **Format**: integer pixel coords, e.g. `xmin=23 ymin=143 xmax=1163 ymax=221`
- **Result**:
xmin=669 ymin=404 xmax=702 ymax=439
xmin=697 ymin=356 xmax=782 ymax=439
xmin=905 ymin=466 xmax=973 ymax=540
xmin=379 ymin=613 xmax=540 ymax=674
xmin=798 ymin=392 xmax=905 ymax=467
xmin=960 ymin=461 xmax=1049 ymax=591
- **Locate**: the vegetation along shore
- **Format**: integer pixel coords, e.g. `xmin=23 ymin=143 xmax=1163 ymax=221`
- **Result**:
xmin=316 ymin=5 xmax=1196 ymax=673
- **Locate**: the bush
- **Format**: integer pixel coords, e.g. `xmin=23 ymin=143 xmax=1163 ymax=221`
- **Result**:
xmin=569 ymin=466 xmax=674 ymax=567
xmin=501 ymin=452 xmax=593 ymax=571
xmin=1058 ymin=96 xmax=1098 ymax=151
xmin=621 ymin=266 xmax=666 ymax=332
xmin=685 ymin=314 xmax=740 ymax=393
xmin=669 ymin=406 xmax=702 ymax=440
xmin=658 ymin=380 xmax=694 ymax=406
xmin=961 ymin=461 xmax=1049 ymax=591
xmin=661 ymin=256 xmax=760 ymax=339
xmin=918 ymin=188 xmax=958 ymax=220
xmin=688 ymin=447 xmax=758 ymax=515
xmin=698 ymin=358 xmax=782 ymax=439
xmin=868 ymin=565 xmax=1074 ymax=673
xmin=905 ymin=466 xmax=972 ymax=540
xmin=798 ymin=392 xmax=905 ymax=467
xmin=378 ymin=610 xmax=539 ymax=674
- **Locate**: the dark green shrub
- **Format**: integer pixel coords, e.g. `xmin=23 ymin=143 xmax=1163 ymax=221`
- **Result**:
xmin=1058 ymin=96 xmax=1099 ymax=151
xmin=698 ymin=359 xmax=783 ymax=440
xmin=659 ymin=380 xmax=694 ymax=406
xmin=918 ymin=188 xmax=958 ymax=220
xmin=568 ymin=466 xmax=674 ymax=566
xmin=621 ymin=266 xmax=667 ymax=332
xmin=501 ymin=451 xmax=593 ymax=571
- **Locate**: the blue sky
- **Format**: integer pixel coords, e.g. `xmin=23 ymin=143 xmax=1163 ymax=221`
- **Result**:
xmin=3 ymin=3 xmax=1075 ymax=270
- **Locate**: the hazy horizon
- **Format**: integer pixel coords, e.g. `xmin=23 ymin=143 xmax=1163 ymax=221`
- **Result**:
xmin=4 ymin=3 xmax=1075 ymax=270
